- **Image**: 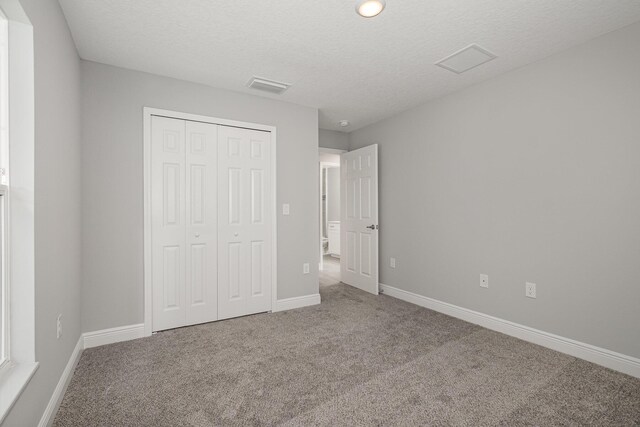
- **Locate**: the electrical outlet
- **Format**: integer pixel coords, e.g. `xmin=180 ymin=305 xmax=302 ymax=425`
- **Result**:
xmin=526 ymin=282 xmax=537 ymax=299
xmin=303 ymin=263 xmax=310 ymax=274
xmin=282 ymin=204 xmax=290 ymax=215
xmin=56 ymin=314 xmax=62 ymax=339
xmin=390 ymin=257 xmax=396 ymax=268
xmin=480 ymin=274 xmax=489 ymax=288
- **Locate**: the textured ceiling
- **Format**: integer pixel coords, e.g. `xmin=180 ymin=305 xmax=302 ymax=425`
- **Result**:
xmin=59 ymin=0 xmax=640 ymax=131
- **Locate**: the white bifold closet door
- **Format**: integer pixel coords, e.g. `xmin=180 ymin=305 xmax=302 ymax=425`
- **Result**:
xmin=217 ymin=126 xmax=272 ymax=320
xmin=151 ymin=116 xmax=218 ymax=331
xmin=151 ymin=116 xmax=272 ymax=332
xmin=151 ymin=117 xmax=218 ymax=331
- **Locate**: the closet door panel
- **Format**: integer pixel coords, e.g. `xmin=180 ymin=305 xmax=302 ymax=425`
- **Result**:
xmin=151 ymin=116 xmax=187 ymax=331
xmin=185 ymin=121 xmax=218 ymax=325
xmin=218 ymin=126 xmax=272 ymax=320
xmin=245 ymin=130 xmax=272 ymax=314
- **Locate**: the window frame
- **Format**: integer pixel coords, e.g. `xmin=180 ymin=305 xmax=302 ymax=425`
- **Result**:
xmin=0 ymin=187 xmax=7 ymax=371
xmin=0 ymin=5 xmax=9 ymax=372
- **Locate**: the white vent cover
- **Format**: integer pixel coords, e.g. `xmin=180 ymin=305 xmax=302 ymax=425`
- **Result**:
xmin=435 ymin=44 xmax=497 ymax=74
xmin=247 ymin=77 xmax=291 ymax=94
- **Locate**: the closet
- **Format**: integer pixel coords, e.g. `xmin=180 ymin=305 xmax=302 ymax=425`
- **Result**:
xmin=150 ymin=115 xmax=273 ymax=332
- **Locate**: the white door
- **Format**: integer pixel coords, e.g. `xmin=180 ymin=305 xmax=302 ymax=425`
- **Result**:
xmin=341 ymin=144 xmax=379 ymax=295
xmin=185 ymin=121 xmax=218 ymax=325
xmin=151 ymin=117 xmax=218 ymax=331
xmin=151 ymin=116 xmax=186 ymax=331
xmin=218 ymin=125 xmax=272 ymax=320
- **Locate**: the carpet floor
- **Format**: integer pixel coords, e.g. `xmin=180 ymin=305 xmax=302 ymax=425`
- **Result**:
xmin=54 ymin=270 xmax=640 ymax=426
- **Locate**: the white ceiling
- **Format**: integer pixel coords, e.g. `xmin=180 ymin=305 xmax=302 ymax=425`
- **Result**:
xmin=58 ymin=0 xmax=640 ymax=132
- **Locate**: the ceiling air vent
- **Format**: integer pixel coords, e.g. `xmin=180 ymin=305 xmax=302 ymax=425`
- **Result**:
xmin=435 ymin=44 xmax=497 ymax=74
xmin=247 ymin=77 xmax=291 ymax=95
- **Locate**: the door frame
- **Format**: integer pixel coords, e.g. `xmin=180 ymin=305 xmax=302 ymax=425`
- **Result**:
xmin=143 ymin=107 xmax=278 ymax=337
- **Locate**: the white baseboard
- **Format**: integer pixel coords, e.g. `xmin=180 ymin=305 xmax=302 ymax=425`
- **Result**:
xmin=38 ymin=324 xmax=146 ymax=425
xmin=273 ymin=294 xmax=321 ymax=312
xmin=82 ymin=323 xmax=145 ymax=349
xmin=38 ymin=336 xmax=83 ymax=427
xmin=379 ymin=283 xmax=640 ymax=378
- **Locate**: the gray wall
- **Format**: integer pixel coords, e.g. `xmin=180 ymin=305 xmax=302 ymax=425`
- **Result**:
xmin=81 ymin=61 xmax=319 ymax=333
xmin=350 ymin=22 xmax=640 ymax=359
xmin=319 ymin=128 xmax=349 ymax=150
xmin=3 ymin=0 xmax=82 ymax=425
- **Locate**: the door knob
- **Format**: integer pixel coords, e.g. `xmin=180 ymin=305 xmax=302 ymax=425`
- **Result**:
xmin=366 ymin=224 xmax=378 ymax=230
xmin=234 ymin=232 xmax=239 ymax=237
xmin=195 ymin=234 xmax=200 ymax=238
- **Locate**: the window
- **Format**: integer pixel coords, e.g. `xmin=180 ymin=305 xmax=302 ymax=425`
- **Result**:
xmin=0 ymin=2 xmax=37 ymax=422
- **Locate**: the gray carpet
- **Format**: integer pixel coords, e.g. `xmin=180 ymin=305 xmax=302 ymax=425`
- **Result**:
xmin=53 ymin=271 xmax=640 ymax=426
xmin=319 ymin=255 xmax=340 ymax=288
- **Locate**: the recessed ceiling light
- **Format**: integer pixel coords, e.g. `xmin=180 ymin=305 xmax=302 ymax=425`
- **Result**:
xmin=356 ymin=0 xmax=386 ymax=18
xmin=339 ymin=120 xmax=350 ymax=127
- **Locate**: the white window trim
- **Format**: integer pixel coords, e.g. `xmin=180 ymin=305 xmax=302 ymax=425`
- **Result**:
xmin=0 ymin=6 xmax=8 ymax=369
xmin=0 ymin=185 xmax=8 ymax=368
xmin=0 ymin=0 xmax=37 ymax=423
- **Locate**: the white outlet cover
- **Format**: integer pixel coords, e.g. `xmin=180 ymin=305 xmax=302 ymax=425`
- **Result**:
xmin=390 ymin=258 xmax=396 ymax=268
xmin=526 ymin=282 xmax=537 ymax=298
xmin=282 ymin=204 xmax=290 ymax=215
xmin=303 ymin=263 xmax=310 ymax=274
xmin=480 ymin=274 xmax=489 ymax=288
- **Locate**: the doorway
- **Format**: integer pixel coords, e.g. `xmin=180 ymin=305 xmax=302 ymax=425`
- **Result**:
xmin=317 ymin=144 xmax=379 ymax=294
xmin=319 ymin=148 xmax=344 ymax=287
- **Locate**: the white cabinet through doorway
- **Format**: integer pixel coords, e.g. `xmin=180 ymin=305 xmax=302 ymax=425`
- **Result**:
xmin=328 ymin=221 xmax=340 ymax=256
